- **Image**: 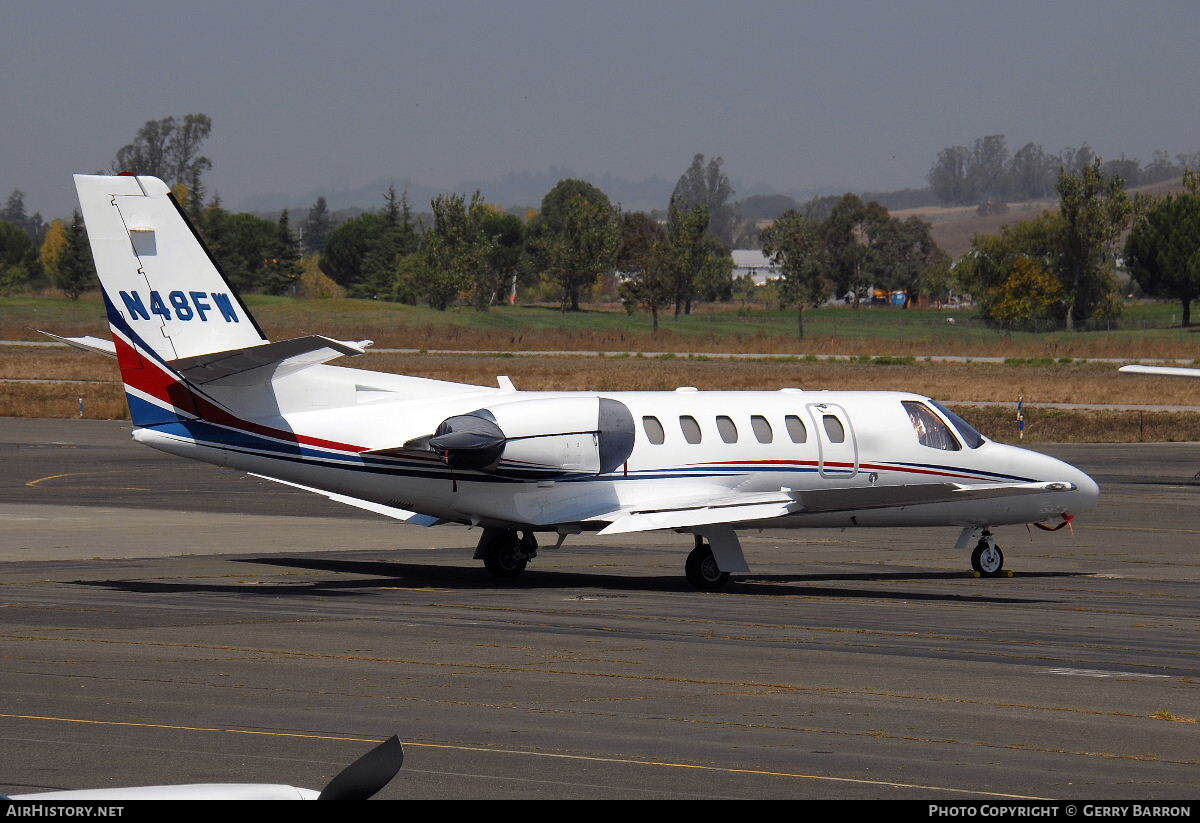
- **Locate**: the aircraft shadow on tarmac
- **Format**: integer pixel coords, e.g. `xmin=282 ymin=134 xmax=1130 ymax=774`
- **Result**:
xmin=70 ymin=555 xmax=1068 ymax=605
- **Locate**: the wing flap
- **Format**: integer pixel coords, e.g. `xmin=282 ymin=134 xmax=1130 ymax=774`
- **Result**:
xmin=599 ymin=501 xmax=794 ymax=535
xmin=596 ymin=491 xmax=795 ymax=535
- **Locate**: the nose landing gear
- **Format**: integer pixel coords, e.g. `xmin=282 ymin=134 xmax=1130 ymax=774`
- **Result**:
xmin=970 ymin=532 xmax=1005 ymax=577
xmin=957 ymin=526 xmax=1007 ymax=577
xmin=476 ymin=528 xmax=538 ymax=579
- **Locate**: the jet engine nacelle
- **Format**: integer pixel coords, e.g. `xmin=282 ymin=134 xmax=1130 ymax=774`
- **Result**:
xmin=423 ymin=396 xmax=635 ymax=476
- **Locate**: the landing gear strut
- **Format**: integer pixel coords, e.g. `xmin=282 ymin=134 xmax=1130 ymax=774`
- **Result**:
xmin=685 ymin=536 xmax=731 ymax=591
xmin=970 ymin=531 xmax=1005 ymax=577
xmin=476 ymin=528 xmax=537 ymax=579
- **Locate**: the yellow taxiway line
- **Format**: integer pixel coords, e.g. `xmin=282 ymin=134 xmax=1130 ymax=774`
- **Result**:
xmin=0 ymin=711 xmax=1049 ymax=799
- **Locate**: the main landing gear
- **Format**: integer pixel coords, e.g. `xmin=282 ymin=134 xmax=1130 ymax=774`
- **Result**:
xmin=685 ymin=536 xmax=731 ymax=591
xmin=959 ymin=527 xmax=1006 ymax=577
xmin=683 ymin=528 xmax=748 ymax=591
xmin=475 ymin=528 xmax=538 ymax=579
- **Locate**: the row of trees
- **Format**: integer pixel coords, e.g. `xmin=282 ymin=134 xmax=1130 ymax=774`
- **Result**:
xmin=2 ymin=113 xmax=307 ymax=300
xmin=0 ymin=210 xmax=96 ymax=299
xmin=618 ymin=203 xmax=732 ymax=330
xmin=312 ymin=158 xmax=740 ymax=316
xmin=10 ymin=112 xmax=1197 ymax=337
xmin=0 ymin=196 xmax=302 ymax=301
xmin=759 ymin=195 xmax=946 ymax=337
xmin=1125 ymin=170 xmax=1200 ymax=327
xmin=314 ymin=177 xmax=731 ymax=316
xmin=955 ymin=160 xmax=1138 ymax=331
xmin=928 ymin=134 xmax=1199 ymax=206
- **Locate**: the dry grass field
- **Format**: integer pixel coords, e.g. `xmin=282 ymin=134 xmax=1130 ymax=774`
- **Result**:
xmin=6 ymin=294 xmax=1200 ymax=360
xmin=6 ymin=346 xmax=1200 ymax=442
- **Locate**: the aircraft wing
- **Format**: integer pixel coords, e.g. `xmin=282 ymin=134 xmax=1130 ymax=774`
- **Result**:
xmin=595 ymin=481 xmax=1076 ymax=535
xmin=787 ymin=480 xmax=1075 ymax=513
xmin=249 ymin=473 xmax=444 ymax=526
xmin=1119 ymin=364 xmax=1200 ymax=379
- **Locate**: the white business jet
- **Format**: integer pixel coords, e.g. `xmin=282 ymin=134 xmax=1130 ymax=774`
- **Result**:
xmin=55 ymin=174 xmax=1098 ymax=590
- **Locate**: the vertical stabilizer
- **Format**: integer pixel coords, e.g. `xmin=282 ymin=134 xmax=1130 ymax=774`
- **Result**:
xmin=73 ymin=174 xmax=269 ymax=425
xmin=73 ymin=174 xmax=267 ymax=361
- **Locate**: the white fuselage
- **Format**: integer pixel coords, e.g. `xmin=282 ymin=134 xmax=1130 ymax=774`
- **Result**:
xmin=133 ymin=370 xmax=1099 ymax=533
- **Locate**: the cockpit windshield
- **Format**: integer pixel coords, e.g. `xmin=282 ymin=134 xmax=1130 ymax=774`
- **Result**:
xmin=930 ymin=400 xmax=986 ymax=449
xmin=902 ymin=401 xmax=961 ymax=451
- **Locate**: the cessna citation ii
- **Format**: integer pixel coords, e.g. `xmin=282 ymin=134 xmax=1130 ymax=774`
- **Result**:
xmin=58 ymin=174 xmax=1099 ymax=590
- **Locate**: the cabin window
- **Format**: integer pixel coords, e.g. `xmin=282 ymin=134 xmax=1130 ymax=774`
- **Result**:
xmin=715 ymin=415 xmax=738 ymax=443
xmin=822 ymin=414 xmax=846 ymax=443
xmin=750 ymin=415 xmax=773 ymax=443
xmin=642 ymin=415 xmax=665 ymax=445
xmin=901 ymin=401 xmax=961 ymax=451
xmin=784 ymin=414 xmax=807 ymax=443
xmin=679 ymin=415 xmax=702 ymax=444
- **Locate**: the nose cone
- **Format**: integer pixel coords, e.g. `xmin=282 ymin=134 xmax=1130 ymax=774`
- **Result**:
xmin=993 ymin=443 xmax=1104 ymax=515
xmin=1066 ymin=463 xmax=1101 ymax=513
xmin=1007 ymin=445 xmax=1100 ymax=514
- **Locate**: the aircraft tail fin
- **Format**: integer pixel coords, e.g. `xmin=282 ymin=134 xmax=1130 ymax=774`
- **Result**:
xmin=73 ymin=174 xmax=274 ymax=426
xmin=73 ymin=174 xmax=268 ymax=363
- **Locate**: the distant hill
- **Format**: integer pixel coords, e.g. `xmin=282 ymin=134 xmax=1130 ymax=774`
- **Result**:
xmin=239 ymin=168 xmax=837 ymax=216
xmin=241 ymin=168 xmax=680 ymax=214
xmin=890 ymin=177 xmax=1188 ymax=259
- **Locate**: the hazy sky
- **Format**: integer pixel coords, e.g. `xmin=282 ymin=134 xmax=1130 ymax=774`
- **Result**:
xmin=3 ymin=0 xmax=1198 ymax=216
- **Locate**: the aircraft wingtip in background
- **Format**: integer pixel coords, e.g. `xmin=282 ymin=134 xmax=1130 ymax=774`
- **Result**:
xmin=6 ymin=734 xmax=404 ymax=800
xmin=1119 ymin=363 xmax=1200 ymax=378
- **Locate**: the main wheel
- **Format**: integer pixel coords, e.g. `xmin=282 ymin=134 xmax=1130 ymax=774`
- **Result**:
xmin=971 ymin=540 xmax=1005 ymax=577
xmin=479 ymin=529 xmax=528 ymax=578
xmin=685 ymin=543 xmax=730 ymax=591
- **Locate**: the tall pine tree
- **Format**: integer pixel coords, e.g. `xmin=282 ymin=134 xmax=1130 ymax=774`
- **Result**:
xmin=302 ymin=196 xmax=332 ymax=253
xmin=262 ymin=210 xmax=302 ymax=295
xmin=53 ymin=211 xmax=96 ymax=299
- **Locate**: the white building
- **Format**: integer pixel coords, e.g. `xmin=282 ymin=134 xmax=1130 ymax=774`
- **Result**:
xmin=731 ymin=249 xmax=782 ymax=285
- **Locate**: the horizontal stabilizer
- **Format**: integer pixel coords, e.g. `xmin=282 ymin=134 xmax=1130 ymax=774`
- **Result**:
xmin=39 ymin=331 xmax=116 ymax=357
xmin=249 ymin=473 xmax=443 ymax=526
xmin=1119 ymin=364 xmax=1200 ymax=379
xmin=169 ymin=335 xmax=372 ymax=384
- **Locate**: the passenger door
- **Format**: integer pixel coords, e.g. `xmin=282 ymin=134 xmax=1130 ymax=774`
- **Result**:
xmin=806 ymin=403 xmax=858 ymax=480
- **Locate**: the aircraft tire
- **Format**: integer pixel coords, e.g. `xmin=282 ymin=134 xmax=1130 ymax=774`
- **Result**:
xmin=685 ymin=543 xmax=730 ymax=591
xmin=479 ymin=529 xmax=528 ymax=578
xmin=971 ymin=540 xmax=1005 ymax=577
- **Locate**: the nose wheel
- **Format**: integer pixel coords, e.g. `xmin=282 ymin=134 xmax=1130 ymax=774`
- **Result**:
xmin=970 ymin=534 xmax=1005 ymax=577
